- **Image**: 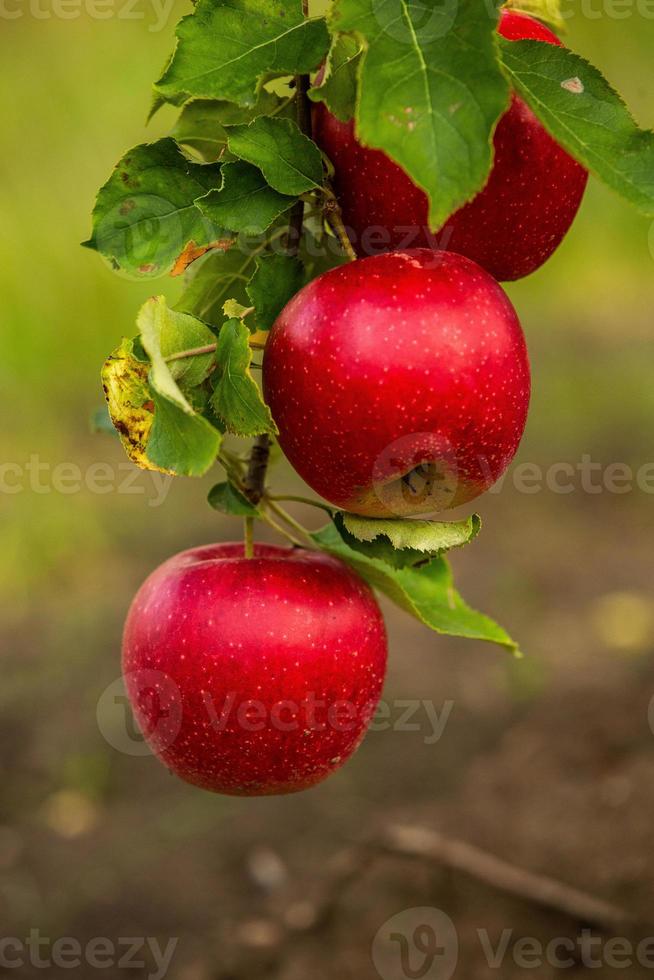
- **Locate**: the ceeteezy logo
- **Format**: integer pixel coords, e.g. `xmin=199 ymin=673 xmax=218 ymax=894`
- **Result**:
xmin=372 ymin=907 xmax=458 ymax=980
xmin=0 ymin=0 xmax=176 ymax=29
xmin=0 ymin=932 xmax=177 ymax=978
xmin=0 ymin=455 xmax=172 ymax=506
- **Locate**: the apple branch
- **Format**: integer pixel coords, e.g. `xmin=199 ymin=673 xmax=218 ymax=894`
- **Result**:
xmin=243 ymin=435 xmax=271 ymax=507
xmin=242 ymin=7 xmax=313 ymax=527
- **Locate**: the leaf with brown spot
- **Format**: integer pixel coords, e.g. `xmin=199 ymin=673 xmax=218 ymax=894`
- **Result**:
xmin=101 ymin=337 xmax=173 ymax=474
xmin=83 ymin=139 xmax=223 ymax=279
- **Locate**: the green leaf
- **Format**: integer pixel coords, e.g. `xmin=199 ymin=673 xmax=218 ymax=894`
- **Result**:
xmin=311 ymin=523 xmax=520 ymax=654
xmin=331 ymin=0 xmax=510 ymax=229
xmin=146 ymin=391 xmax=222 ymax=476
xmin=147 ymin=90 xmax=167 ymax=125
xmin=84 ymin=139 xmax=222 ymax=278
xmin=227 ymin=117 xmax=325 ymax=195
xmin=208 ymin=480 xmax=260 ymax=515
xmin=223 ymin=298 xmax=251 ymax=319
xmin=335 ymin=512 xmax=481 ymax=569
xmin=138 ymin=296 xmax=200 ymax=412
xmin=142 ymin=298 xmax=217 ymax=388
xmin=308 ymin=34 xmax=361 ymax=122
xmin=137 ymin=296 xmax=222 ymax=475
xmin=499 ymin=39 xmax=654 ymax=216
xmin=505 ymin=0 xmax=565 ymax=32
xmin=172 ymin=92 xmax=287 ymax=162
xmin=246 ymin=252 xmax=305 ymax=330
xmin=210 ymin=318 xmax=277 ymax=436
xmin=155 ymin=0 xmax=330 ymax=107
xmin=176 ymin=244 xmax=260 ymax=325
xmin=196 ymin=160 xmax=297 ymax=234
xmin=171 ymin=101 xmax=232 ymax=163
xmin=300 ymin=226 xmax=351 ymax=278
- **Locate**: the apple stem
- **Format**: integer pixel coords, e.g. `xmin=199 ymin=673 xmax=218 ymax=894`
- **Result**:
xmin=244 ymin=516 xmax=254 ymax=559
xmin=218 ymin=449 xmax=245 ymax=483
xmin=324 ymin=192 xmax=357 ymax=262
xmin=262 ymin=511 xmax=305 ymax=549
xmin=266 ymin=500 xmax=314 ymax=545
xmin=267 ymin=493 xmax=333 ymax=515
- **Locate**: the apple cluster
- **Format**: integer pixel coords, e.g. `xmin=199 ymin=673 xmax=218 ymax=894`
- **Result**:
xmin=120 ymin=10 xmax=588 ymax=796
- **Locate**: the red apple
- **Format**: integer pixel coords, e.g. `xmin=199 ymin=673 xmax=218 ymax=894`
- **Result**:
xmin=122 ymin=543 xmax=387 ymax=796
xmin=312 ymin=10 xmax=588 ymax=282
xmin=263 ymin=249 xmax=530 ymax=516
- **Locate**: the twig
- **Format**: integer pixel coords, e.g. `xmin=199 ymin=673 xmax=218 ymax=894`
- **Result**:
xmin=230 ymin=823 xmax=645 ymax=979
xmin=285 ymin=73 xmax=311 ymax=258
xmin=378 ymin=825 xmax=634 ymax=934
xmin=241 ymin=45 xmax=312 ymax=526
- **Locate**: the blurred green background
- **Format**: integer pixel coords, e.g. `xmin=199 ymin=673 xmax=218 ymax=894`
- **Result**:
xmin=1 ymin=4 xmax=654 ymax=978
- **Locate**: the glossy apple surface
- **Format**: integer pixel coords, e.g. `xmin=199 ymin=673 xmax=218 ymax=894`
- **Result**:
xmin=312 ymin=10 xmax=588 ymax=281
xmin=263 ymin=249 xmax=530 ymax=517
xmin=122 ymin=543 xmax=388 ymax=796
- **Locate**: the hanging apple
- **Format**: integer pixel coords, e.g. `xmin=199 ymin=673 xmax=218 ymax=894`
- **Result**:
xmin=312 ymin=10 xmax=588 ymax=281
xmin=122 ymin=543 xmax=388 ymax=795
xmin=263 ymin=249 xmax=530 ymax=517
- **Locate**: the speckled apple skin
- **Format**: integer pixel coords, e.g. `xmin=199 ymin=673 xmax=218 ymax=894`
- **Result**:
xmin=312 ymin=11 xmax=588 ymax=282
xmin=122 ymin=543 xmax=388 ymax=796
xmin=262 ymin=250 xmax=530 ymax=517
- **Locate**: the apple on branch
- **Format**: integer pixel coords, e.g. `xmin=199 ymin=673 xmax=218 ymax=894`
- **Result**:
xmin=122 ymin=543 xmax=388 ymax=796
xmin=263 ymin=249 xmax=530 ymax=517
xmin=312 ymin=10 xmax=588 ymax=282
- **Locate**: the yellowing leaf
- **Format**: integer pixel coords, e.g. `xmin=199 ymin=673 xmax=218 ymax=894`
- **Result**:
xmin=171 ymin=239 xmax=234 ymax=277
xmin=101 ymin=338 xmax=172 ymax=474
